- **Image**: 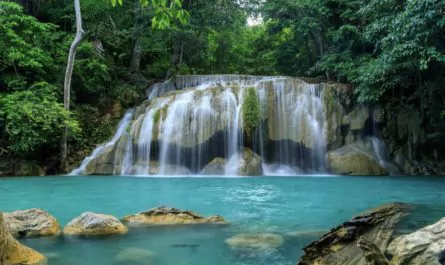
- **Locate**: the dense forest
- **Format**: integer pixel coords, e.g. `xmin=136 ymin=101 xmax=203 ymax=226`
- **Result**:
xmin=0 ymin=0 xmax=444 ymax=175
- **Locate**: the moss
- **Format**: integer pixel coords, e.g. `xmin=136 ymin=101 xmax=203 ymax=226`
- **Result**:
xmin=242 ymin=87 xmax=260 ymax=136
xmin=153 ymin=110 xmax=161 ymax=124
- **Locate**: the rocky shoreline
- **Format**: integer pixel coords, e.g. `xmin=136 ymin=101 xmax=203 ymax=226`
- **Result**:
xmin=1 ymin=203 xmax=445 ymax=265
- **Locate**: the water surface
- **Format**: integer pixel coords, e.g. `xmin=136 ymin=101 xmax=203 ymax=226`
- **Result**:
xmin=1 ymin=175 xmax=445 ymax=265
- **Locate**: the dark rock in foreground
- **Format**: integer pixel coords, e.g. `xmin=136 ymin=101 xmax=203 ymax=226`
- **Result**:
xmin=297 ymin=203 xmax=409 ymax=265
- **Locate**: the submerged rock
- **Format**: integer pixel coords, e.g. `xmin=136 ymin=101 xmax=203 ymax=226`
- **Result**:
xmin=4 ymin=209 xmax=61 ymax=238
xmin=115 ymin=248 xmax=155 ymax=264
xmin=226 ymin=233 xmax=284 ymax=250
xmin=387 ymin=216 xmax=445 ymax=265
xmin=297 ymin=203 xmax=409 ymax=265
xmin=63 ymin=212 xmax=128 ymax=236
xmin=122 ymin=206 xmax=227 ymax=225
xmin=0 ymin=212 xmax=47 ymax=265
xmin=327 ymin=141 xmax=388 ymax=175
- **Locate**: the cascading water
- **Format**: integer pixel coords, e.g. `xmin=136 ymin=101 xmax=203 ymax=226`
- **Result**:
xmin=72 ymin=75 xmax=392 ymax=176
xmin=69 ymin=110 xmax=134 ymax=176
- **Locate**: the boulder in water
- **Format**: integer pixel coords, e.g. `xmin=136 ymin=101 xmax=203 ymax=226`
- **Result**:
xmin=63 ymin=212 xmax=128 ymax=236
xmin=4 ymin=209 xmax=61 ymax=238
xmin=326 ymin=141 xmax=388 ymax=175
xmin=200 ymin=157 xmax=226 ymax=175
xmin=226 ymin=148 xmax=262 ymax=176
xmin=0 ymin=212 xmax=47 ymax=265
xmin=297 ymin=203 xmax=409 ymax=265
xmin=226 ymin=233 xmax=285 ymax=250
xmin=122 ymin=206 xmax=227 ymax=225
xmin=387 ymin=216 xmax=445 ymax=265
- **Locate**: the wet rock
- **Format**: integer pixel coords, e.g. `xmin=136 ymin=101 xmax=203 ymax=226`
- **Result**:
xmin=345 ymin=106 xmax=370 ymax=131
xmin=63 ymin=212 xmax=128 ymax=236
xmin=388 ymin=216 xmax=445 ymax=265
xmin=200 ymin=157 xmax=226 ymax=175
xmin=327 ymin=141 xmax=388 ymax=175
xmin=5 ymin=209 xmax=61 ymax=238
xmin=357 ymin=237 xmax=390 ymax=265
xmin=115 ymin=248 xmax=155 ymax=264
xmin=226 ymin=233 xmax=285 ymax=250
xmin=297 ymin=203 xmax=409 ymax=265
xmin=122 ymin=206 xmax=227 ymax=225
xmin=226 ymin=148 xmax=262 ymax=176
xmin=0 ymin=212 xmax=47 ymax=265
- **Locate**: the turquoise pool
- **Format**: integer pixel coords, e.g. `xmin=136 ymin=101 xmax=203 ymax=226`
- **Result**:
xmin=1 ymin=175 xmax=445 ymax=265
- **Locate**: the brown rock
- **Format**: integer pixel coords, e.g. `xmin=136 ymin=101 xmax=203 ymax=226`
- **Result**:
xmin=5 ymin=209 xmax=61 ymax=238
xmin=63 ymin=212 xmax=128 ymax=236
xmin=0 ymin=212 xmax=47 ymax=265
xmin=297 ymin=203 xmax=409 ymax=265
xmin=122 ymin=206 xmax=227 ymax=225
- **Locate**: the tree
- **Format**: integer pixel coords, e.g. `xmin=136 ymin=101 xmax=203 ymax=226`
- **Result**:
xmin=61 ymin=0 xmax=83 ymax=172
xmin=60 ymin=0 xmax=189 ymax=172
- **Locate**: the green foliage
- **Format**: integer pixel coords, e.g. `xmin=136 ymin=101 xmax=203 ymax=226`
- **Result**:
xmin=112 ymin=0 xmax=189 ymax=29
xmin=0 ymin=2 xmax=59 ymax=90
xmin=0 ymin=82 xmax=79 ymax=155
xmin=242 ymin=87 xmax=260 ymax=136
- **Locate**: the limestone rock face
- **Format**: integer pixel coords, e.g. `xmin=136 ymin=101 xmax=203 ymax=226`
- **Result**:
xmin=327 ymin=141 xmax=388 ymax=175
xmin=200 ymin=157 xmax=226 ymax=175
xmin=237 ymin=148 xmax=263 ymax=176
xmin=226 ymin=233 xmax=285 ymax=250
xmin=122 ymin=206 xmax=227 ymax=225
xmin=388 ymin=216 xmax=445 ymax=265
xmin=357 ymin=237 xmax=390 ymax=265
xmin=297 ymin=203 xmax=409 ymax=265
xmin=0 ymin=212 xmax=47 ymax=265
xmin=63 ymin=212 xmax=128 ymax=236
xmin=5 ymin=209 xmax=61 ymax=238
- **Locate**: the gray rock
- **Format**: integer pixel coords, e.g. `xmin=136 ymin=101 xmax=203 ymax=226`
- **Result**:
xmin=388 ymin=216 xmax=445 ymax=265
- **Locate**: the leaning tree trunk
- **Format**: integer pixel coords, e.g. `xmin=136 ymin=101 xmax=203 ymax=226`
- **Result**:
xmin=61 ymin=0 xmax=84 ymax=172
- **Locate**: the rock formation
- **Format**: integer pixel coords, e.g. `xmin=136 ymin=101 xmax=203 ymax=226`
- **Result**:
xmin=71 ymin=74 xmax=441 ymax=176
xmin=387 ymin=216 xmax=445 ymax=265
xmin=122 ymin=206 xmax=226 ymax=225
xmin=4 ymin=209 xmax=61 ymax=238
xmin=63 ymin=212 xmax=128 ymax=236
xmin=357 ymin=237 xmax=390 ymax=265
xmin=0 ymin=212 xmax=47 ymax=265
xmin=297 ymin=203 xmax=408 ymax=265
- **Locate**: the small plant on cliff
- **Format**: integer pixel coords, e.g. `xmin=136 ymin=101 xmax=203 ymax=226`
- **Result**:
xmin=242 ymin=87 xmax=260 ymax=136
xmin=153 ymin=110 xmax=161 ymax=124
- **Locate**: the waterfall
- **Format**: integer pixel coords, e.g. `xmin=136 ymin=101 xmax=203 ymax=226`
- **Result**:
xmin=69 ymin=110 xmax=134 ymax=175
xmin=72 ymin=75 xmax=339 ymax=176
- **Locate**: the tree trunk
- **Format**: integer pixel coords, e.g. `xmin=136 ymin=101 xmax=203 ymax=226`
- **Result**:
xmin=130 ymin=0 xmax=143 ymax=75
xmin=61 ymin=0 xmax=84 ymax=172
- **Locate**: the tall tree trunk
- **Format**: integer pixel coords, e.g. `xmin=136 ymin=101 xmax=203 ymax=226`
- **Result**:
xmin=130 ymin=0 xmax=143 ymax=75
xmin=61 ymin=0 xmax=84 ymax=172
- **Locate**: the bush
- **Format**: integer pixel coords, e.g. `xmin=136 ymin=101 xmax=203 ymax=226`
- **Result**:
xmin=242 ymin=87 xmax=260 ymax=136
